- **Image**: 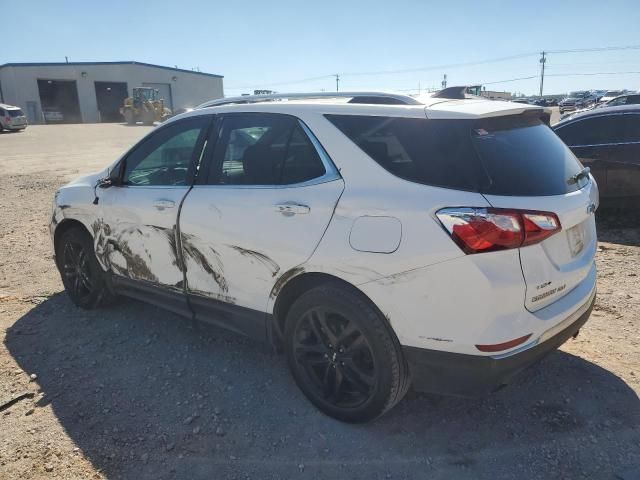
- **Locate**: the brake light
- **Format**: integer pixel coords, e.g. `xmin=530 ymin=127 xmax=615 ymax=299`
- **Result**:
xmin=436 ymin=208 xmax=561 ymax=254
xmin=5 ymin=116 xmax=10 ymax=123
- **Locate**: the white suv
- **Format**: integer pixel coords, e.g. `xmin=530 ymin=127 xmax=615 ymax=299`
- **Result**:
xmin=50 ymin=91 xmax=598 ymax=422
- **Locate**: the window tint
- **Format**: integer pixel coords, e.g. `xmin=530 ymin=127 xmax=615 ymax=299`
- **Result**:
xmin=472 ymin=116 xmax=585 ymax=195
xmin=325 ymin=115 xmax=481 ymax=191
xmin=8 ymin=109 xmax=23 ymax=117
xmin=208 ymin=114 xmax=325 ymax=185
xmin=123 ymin=117 xmax=209 ymax=186
xmin=556 ymin=114 xmax=640 ymax=145
xmin=607 ymin=97 xmax=627 ymax=106
xmin=0 ymin=108 xmax=5 ymax=116
xmin=327 ymin=114 xmax=584 ymax=196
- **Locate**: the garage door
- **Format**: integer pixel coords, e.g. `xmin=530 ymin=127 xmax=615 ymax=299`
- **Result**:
xmin=142 ymin=82 xmax=173 ymax=111
xmin=37 ymin=79 xmax=82 ymax=123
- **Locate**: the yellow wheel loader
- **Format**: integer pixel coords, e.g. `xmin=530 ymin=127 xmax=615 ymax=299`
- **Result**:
xmin=120 ymin=87 xmax=172 ymax=125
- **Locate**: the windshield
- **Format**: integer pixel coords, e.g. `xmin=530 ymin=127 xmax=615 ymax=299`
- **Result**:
xmin=568 ymin=91 xmax=587 ymax=97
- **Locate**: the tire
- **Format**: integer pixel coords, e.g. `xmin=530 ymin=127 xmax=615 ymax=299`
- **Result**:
xmin=56 ymin=227 xmax=112 ymax=309
xmin=284 ymin=283 xmax=410 ymax=423
xmin=142 ymin=110 xmax=155 ymax=126
xmin=123 ymin=110 xmax=136 ymax=125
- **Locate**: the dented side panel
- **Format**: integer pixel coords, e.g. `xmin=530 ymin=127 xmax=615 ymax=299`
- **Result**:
xmin=95 ymin=186 xmax=189 ymax=287
xmin=179 ymin=180 xmax=345 ymax=312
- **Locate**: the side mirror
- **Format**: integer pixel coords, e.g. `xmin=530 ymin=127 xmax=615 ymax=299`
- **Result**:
xmin=97 ymin=177 xmax=113 ymax=188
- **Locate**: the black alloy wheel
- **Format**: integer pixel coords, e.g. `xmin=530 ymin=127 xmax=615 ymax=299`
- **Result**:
xmin=292 ymin=307 xmax=376 ymax=408
xmin=61 ymin=240 xmax=94 ymax=303
xmin=57 ymin=227 xmax=112 ymax=309
xmin=285 ymin=283 xmax=410 ymax=423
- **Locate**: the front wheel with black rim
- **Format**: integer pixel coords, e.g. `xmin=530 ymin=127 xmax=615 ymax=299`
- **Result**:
xmin=284 ymin=283 xmax=410 ymax=423
xmin=57 ymin=227 xmax=112 ymax=309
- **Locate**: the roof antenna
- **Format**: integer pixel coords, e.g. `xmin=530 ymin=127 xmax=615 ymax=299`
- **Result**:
xmin=65 ymin=56 xmax=69 ymax=63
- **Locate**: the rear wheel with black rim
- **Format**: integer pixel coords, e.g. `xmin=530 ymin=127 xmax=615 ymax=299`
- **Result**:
xmin=284 ymin=283 xmax=410 ymax=423
xmin=57 ymin=227 xmax=112 ymax=309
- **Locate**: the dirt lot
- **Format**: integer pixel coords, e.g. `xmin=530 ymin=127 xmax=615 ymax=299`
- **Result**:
xmin=1 ymin=124 xmax=639 ymax=480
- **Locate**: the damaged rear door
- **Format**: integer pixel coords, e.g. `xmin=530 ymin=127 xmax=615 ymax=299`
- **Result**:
xmin=95 ymin=115 xmax=212 ymax=313
xmin=178 ymin=113 xmax=343 ymax=338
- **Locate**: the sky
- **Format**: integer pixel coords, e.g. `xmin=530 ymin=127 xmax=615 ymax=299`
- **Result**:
xmin=4 ymin=0 xmax=640 ymax=97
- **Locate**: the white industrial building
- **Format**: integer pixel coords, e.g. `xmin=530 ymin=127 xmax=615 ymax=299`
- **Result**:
xmin=0 ymin=61 xmax=224 ymax=124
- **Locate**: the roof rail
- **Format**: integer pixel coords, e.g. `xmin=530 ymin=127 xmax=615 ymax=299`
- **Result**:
xmin=197 ymin=91 xmax=423 ymax=108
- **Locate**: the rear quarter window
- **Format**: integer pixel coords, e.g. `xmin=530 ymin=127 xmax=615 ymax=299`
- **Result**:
xmin=325 ymin=115 xmax=482 ymax=191
xmin=326 ymin=114 xmax=584 ymax=196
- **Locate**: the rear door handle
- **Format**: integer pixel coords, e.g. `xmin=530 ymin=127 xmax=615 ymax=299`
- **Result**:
xmin=153 ymin=199 xmax=176 ymax=210
xmin=274 ymin=202 xmax=310 ymax=216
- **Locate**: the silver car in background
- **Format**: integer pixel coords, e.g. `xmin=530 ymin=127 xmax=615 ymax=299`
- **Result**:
xmin=0 ymin=103 xmax=28 ymax=131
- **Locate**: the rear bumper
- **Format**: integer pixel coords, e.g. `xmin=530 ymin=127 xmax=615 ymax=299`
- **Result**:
xmin=403 ymin=290 xmax=595 ymax=396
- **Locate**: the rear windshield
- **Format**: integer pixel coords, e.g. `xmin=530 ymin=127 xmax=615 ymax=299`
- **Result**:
xmin=325 ymin=114 xmax=585 ymax=196
xmin=8 ymin=109 xmax=23 ymax=117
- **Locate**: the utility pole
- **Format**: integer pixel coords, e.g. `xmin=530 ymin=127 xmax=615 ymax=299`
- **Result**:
xmin=442 ymin=74 xmax=447 ymax=89
xmin=334 ymin=74 xmax=340 ymax=92
xmin=539 ymin=51 xmax=546 ymax=97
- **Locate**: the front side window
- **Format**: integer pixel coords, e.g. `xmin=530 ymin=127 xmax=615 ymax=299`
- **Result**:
xmin=207 ymin=114 xmax=325 ymax=185
xmin=123 ymin=116 xmax=210 ymax=186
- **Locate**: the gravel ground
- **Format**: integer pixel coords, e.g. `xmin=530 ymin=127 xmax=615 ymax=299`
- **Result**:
xmin=0 ymin=125 xmax=639 ymax=480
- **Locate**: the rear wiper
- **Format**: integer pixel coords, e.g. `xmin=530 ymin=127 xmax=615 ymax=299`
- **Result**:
xmin=568 ymin=166 xmax=590 ymax=185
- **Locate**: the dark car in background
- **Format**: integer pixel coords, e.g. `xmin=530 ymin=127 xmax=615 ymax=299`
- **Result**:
xmin=554 ymin=105 xmax=640 ymax=206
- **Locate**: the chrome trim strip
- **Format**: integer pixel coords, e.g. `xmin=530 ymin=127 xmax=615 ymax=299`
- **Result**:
xmin=297 ymin=119 xmax=341 ymax=181
xmin=567 ymin=140 xmax=640 ymax=148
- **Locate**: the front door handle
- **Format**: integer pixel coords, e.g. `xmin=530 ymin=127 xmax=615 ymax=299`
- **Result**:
xmin=275 ymin=202 xmax=310 ymax=216
xmin=153 ymin=199 xmax=176 ymax=210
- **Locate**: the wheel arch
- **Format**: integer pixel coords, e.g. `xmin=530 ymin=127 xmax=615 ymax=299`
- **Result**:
xmin=270 ymin=270 xmax=394 ymax=347
xmin=53 ymin=219 xmax=93 ymax=263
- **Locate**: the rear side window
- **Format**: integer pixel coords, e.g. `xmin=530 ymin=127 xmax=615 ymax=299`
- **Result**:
xmin=208 ymin=114 xmax=326 ymax=186
xmin=325 ymin=115 xmax=481 ymax=191
xmin=0 ymin=108 xmax=5 ymax=116
xmin=327 ymin=114 xmax=584 ymax=196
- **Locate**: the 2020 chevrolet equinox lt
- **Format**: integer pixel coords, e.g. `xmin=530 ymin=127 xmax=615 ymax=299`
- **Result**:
xmin=50 ymin=90 xmax=598 ymax=422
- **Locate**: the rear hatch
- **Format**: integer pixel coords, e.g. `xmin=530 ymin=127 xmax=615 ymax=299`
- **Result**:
xmin=326 ymin=109 xmax=597 ymax=312
xmin=7 ymin=109 xmax=27 ymax=126
xmin=471 ymin=114 xmax=597 ymax=310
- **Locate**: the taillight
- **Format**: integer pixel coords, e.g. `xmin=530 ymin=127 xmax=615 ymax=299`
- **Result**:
xmin=5 ymin=116 xmax=10 ymax=123
xmin=436 ymin=207 xmax=561 ymax=254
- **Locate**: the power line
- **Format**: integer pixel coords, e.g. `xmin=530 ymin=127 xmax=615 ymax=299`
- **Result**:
xmin=225 ymin=44 xmax=640 ymax=93
xmin=481 ymin=75 xmax=538 ymax=85
xmin=547 ymin=71 xmax=640 ymax=77
xmin=547 ymin=45 xmax=640 ymax=54
xmin=340 ymin=52 xmax=538 ymax=77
